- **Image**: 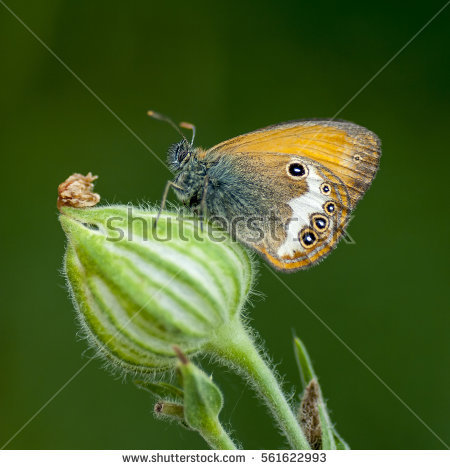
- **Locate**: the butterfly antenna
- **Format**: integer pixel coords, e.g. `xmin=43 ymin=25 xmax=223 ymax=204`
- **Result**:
xmin=147 ymin=110 xmax=187 ymax=141
xmin=179 ymin=121 xmax=196 ymax=146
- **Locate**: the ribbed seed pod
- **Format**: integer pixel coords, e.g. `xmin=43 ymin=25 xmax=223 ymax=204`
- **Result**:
xmin=60 ymin=205 xmax=253 ymax=375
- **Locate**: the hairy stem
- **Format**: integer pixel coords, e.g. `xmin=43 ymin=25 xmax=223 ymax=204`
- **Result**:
xmin=199 ymin=419 xmax=237 ymax=450
xmin=207 ymin=321 xmax=310 ymax=450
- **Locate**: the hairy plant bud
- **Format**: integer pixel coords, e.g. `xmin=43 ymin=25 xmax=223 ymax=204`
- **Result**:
xmin=60 ymin=205 xmax=253 ymax=375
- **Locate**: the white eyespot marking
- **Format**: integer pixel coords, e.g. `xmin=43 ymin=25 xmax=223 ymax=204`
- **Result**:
xmin=299 ymin=228 xmax=318 ymax=249
xmin=324 ymin=201 xmax=336 ymax=215
xmin=286 ymin=160 xmax=309 ymax=179
xmin=320 ymin=182 xmax=331 ymax=195
xmin=311 ymin=213 xmax=329 ymax=233
xmin=277 ymin=167 xmax=333 ymax=258
xmin=353 ymin=154 xmax=361 ymax=162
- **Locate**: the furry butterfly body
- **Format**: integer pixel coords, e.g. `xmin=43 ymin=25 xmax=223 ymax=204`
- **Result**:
xmin=165 ymin=119 xmax=381 ymax=272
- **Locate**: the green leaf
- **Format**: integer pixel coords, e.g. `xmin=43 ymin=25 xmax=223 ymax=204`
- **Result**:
xmin=134 ymin=380 xmax=184 ymax=401
xmin=333 ymin=429 xmax=351 ymax=450
xmin=293 ymin=336 xmax=316 ymax=388
xmin=318 ymin=403 xmax=336 ymax=450
xmin=174 ymin=348 xmax=236 ymax=450
xmin=177 ymin=358 xmax=223 ymax=431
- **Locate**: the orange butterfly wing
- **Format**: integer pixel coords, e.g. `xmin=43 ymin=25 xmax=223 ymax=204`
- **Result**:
xmin=201 ymin=120 xmax=381 ymax=271
xmin=207 ymin=120 xmax=381 ymax=208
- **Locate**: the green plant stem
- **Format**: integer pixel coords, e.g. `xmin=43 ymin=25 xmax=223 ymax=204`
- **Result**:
xmin=207 ymin=321 xmax=311 ymax=450
xmin=199 ymin=419 xmax=237 ymax=450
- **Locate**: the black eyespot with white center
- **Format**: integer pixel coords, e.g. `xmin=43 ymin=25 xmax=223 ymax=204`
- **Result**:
xmin=289 ymin=163 xmax=305 ymax=176
xmin=311 ymin=213 xmax=329 ymax=233
xmin=286 ymin=161 xmax=308 ymax=179
xmin=324 ymin=201 xmax=336 ymax=216
xmin=299 ymin=228 xmax=318 ymax=249
xmin=320 ymin=182 xmax=331 ymax=195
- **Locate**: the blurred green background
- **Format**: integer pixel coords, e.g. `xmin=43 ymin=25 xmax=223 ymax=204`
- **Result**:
xmin=0 ymin=0 xmax=449 ymax=450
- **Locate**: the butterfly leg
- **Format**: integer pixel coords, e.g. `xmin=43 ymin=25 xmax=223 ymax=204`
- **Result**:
xmin=198 ymin=175 xmax=209 ymax=232
xmin=154 ymin=180 xmax=184 ymax=228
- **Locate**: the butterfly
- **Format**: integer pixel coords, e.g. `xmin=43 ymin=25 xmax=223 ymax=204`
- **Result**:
xmin=150 ymin=112 xmax=381 ymax=272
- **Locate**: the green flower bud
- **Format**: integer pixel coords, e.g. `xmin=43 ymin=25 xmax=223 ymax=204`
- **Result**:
xmin=60 ymin=205 xmax=253 ymax=375
xmin=153 ymin=401 xmax=186 ymax=426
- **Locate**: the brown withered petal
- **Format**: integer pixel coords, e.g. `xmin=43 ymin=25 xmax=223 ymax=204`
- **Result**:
xmin=299 ymin=379 xmax=322 ymax=450
xmin=57 ymin=172 xmax=100 ymax=210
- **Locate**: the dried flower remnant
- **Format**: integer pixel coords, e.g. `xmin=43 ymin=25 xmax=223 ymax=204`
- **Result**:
xmin=299 ymin=379 xmax=322 ymax=450
xmin=57 ymin=172 xmax=100 ymax=210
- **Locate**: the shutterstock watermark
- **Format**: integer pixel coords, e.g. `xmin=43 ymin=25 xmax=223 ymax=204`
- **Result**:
xmin=103 ymin=207 xmax=356 ymax=245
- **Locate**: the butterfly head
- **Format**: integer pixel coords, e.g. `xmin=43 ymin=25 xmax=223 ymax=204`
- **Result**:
xmin=167 ymin=139 xmax=193 ymax=172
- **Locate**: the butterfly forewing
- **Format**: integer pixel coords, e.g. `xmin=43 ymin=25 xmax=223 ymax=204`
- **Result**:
xmin=207 ymin=120 xmax=380 ymax=208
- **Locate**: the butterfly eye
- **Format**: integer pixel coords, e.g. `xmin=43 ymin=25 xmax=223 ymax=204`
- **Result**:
xmin=299 ymin=228 xmax=318 ymax=249
xmin=320 ymin=183 xmax=331 ymax=195
xmin=178 ymin=151 xmax=190 ymax=163
xmin=311 ymin=214 xmax=329 ymax=232
xmin=324 ymin=201 xmax=336 ymax=215
xmin=287 ymin=162 xmax=308 ymax=178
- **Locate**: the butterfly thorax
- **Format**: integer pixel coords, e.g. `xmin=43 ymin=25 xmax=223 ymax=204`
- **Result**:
xmin=168 ymin=140 xmax=207 ymax=207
